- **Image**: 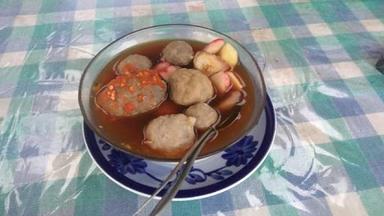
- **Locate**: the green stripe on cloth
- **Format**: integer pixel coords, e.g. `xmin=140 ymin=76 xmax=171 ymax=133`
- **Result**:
xmin=307 ymin=91 xmax=340 ymax=120
xmin=366 ymin=74 xmax=384 ymax=101
xmin=172 ymin=200 xmax=201 ymax=216
xmin=359 ymin=188 xmax=384 ymax=216
xmin=268 ymin=203 xmax=298 ymax=216
xmin=153 ymin=14 xmax=173 ymax=25
xmin=361 ymin=0 xmax=384 ymax=19
xmin=260 ymin=5 xmax=286 ymax=27
xmin=74 ymin=175 xmax=106 ymax=216
xmin=207 ymin=9 xmax=231 ymax=32
xmin=38 ymin=179 xmax=78 ymax=215
xmin=333 ymin=140 xmax=380 ymax=191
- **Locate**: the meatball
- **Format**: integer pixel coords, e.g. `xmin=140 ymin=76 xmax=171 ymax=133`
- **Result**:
xmin=185 ymin=103 xmax=219 ymax=130
xmin=168 ymin=68 xmax=214 ymax=106
xmin=144 ymin=114 xmax=196 ymax=152
xmin=117 ymin=54 xmax=152 ymax=75
xmin=162 ymin=41 xmax=194 ymax=66
xmin=96 ymin=70 xmax=166 ymax=117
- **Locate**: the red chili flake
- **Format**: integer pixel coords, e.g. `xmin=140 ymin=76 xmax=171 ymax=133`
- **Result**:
xmin=120 ymin=79 xmax=126 ymax=87
xmin=124 ymin=102 xmax=135 ymax=113
xmin=115 ymin=76 xmax=123 ymax=82
xmin=137 ymin=94 xmax=144 ymax=102
xmin=109 ymin=90 xmax=116 ymax=100
xmin=128 ymin=86 xmax=135 ymax=93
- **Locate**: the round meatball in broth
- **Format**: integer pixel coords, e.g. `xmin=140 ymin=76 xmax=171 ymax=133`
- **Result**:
xmin=168 ymin=68 xmax=214 ymax=106
xmin=117 ymin=54 xmax=152 ymax=75
xmin=96 ymin=71 xmax=166 ymax=117
xmin=144 ymin=114 xmax=196 ymax=153
xmin=185 ymin=103 xmax=219 ymax=130
xmin=162 ymin=41 xmax=194 ymax=66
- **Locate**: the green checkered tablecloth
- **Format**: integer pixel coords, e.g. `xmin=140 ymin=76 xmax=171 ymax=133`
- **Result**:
xmin=1 ymin=0 xmax=384 ymax=215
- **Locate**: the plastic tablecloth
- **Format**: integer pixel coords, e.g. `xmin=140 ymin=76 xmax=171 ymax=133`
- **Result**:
xmin=1 ymin=0 xmax=384 ymax=215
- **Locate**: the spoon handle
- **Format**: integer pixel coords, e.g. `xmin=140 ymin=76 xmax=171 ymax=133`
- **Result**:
xmin=133 ymin=134 xmax=208 ymax=216
xmin=149 ymin=128 xmax=217 ymax=216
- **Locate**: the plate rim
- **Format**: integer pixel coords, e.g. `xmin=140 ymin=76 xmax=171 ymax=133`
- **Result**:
xmin=83 ymin=95 xmax=276 ymax=201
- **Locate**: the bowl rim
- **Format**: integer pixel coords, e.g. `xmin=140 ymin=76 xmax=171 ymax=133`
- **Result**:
xmin=78 ymin=23 xmax=267 ymax=162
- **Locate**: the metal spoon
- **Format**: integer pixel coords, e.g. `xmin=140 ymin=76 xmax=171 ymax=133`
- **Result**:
xmin=134 ymin=106 xmax=242 ymax=216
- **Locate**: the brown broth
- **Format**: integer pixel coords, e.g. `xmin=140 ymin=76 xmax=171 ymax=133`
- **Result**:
xmin=90 ymin=40 xmax=256 ymax=160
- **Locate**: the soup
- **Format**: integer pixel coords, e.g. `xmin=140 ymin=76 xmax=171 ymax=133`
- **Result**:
xmin=89 ymin=39 xmax=256 ymax=160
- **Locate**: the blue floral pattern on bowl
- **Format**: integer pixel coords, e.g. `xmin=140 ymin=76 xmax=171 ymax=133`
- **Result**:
xmin=107 ymin=149 xmax=147 ymax=175
xmin=100 ymin=136 xmax=258 ymax=185
xmin=84 ymin=96 xmax=275 ymax=200
xmin=222 ymin=136 xmax=258 ymax=167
